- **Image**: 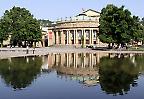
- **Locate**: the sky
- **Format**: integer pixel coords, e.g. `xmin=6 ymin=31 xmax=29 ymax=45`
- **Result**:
xmin=0 ymin=0 xmax=144 ymax=21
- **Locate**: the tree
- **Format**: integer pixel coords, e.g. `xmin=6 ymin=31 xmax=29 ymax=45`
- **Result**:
xmin=1 ymin=6 xmax=42 ymax=47
xmin=38 ymin=19 xmax=53 ymax=27
xmin=0 ymin=19 xmax=9 ymax=47
xmin=141 ymin=17 xmax=144 ymax=26
xmin=0 ymin=56 xmax=42 ymax=90
xmin=98 ymin=55 xmax=139 ymax=95
xmin=99 ymin=4 xmax=138 ymax=48
xmin=140 ymin=17 xmax=144 ymax=44
xmin=131 ymin=16 xmax=144 ymax=44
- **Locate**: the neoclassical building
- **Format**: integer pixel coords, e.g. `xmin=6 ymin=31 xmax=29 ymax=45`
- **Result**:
xmin=47 ymin=9 xmax=106 ymax=47
xmin=41 ymin=52 xmax=109 ymax=86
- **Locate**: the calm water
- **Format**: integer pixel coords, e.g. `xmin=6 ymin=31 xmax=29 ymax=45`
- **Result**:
xmin=0 ymin=53 xmax=144 ymax=99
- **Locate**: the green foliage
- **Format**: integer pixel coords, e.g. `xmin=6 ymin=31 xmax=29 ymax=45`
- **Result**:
xmin=38 ymin=19 xmax=53 ymax=27
xmin=0 ymin=19 xmax=9 ymax=47
xmin=98 ymin=55 xmax=139 ymax=95
xmin=99 ymin=4 xmax=143 ymax=45
xmin=1 ymin=6 xmax=42 ymax=47
xmin=0 ymin=56 xmax=42 ymax=90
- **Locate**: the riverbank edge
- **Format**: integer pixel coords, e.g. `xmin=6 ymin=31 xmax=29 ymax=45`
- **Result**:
xmin=0 ymin=47 xmax=144 ymax=59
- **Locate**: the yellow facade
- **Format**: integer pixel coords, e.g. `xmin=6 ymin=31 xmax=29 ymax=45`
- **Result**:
xmin=47 ymin=9 xmax=107 ymax=47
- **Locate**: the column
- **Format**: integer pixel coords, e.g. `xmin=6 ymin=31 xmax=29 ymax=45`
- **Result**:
xmin=97 ymin=35 xmax=100 ymax=47
xmin=42 ymin=39 xmax=45 ymax=47
xmin=91 ymin=29 xmax=94 ymax=45
xmin=83 ymin=53 xmax=86 ymax=68
xmin=74 ymin=30 xmax=76 ymax=44
xmin=75 ymin=53 xmax=78 ymax=68
xmin=56 ymin=31 xmax=59 ymax=45
xmin=89 ymin=53 xmax=91 ymax=68
xmin=68 ymin=53 xmax=70 ymax=67
xmin=91 ymin=54 xmax=93 ymax=68
xmin=61 ymin=31 xmax=65 ymax=45
xmin=75 ymin=30 xmax=78 ymax=45
xmin=82 ymin=29 xmax=86 ymax=46
xmin=97 ymin=52 xmax=100 ymax=64
xmin=89 ymin=29 xmax=92 ymax=45
xmin=68 ymin=30 xmax=71 ymax=45
xmin=60 ymin=53 xmax=65 ymax=66
xmin=66 ymin=30 xmax=69 ymax=45
xmin=56 ymin=54 xmax=59 ymax=66
xmin=66 ymin=53 xmax=69 ymax=67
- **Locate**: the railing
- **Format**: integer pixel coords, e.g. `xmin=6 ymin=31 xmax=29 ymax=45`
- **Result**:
xmin=55 ymin=22 xmax=99 ymax=28
xmin=57 ymin=17 xmax=99 ymax=23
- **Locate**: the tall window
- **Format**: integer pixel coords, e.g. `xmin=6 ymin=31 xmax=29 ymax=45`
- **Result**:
xmin=93 ymin=30 xmax=97 ymax=38
xmin=78 ymin=30 xmax=82 ymax=39
xmin=85 ymin=30 xmax=90 ymax=39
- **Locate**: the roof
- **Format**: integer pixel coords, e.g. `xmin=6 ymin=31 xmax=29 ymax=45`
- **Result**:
xmin=76 ymin=9 xmax=100 ymax=17
xmin=82 ymin=9 xmax=100 ymax=14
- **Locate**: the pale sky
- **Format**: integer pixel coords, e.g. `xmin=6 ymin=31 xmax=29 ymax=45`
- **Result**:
xmin=0 ymin=0 xmax=144 ymax=21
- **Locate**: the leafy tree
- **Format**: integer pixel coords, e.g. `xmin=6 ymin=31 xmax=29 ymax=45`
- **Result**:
xmin=98 ymin=54 xmax=139 ymax=95
xmin=38 ymin=19 xmax=53 ymax=27
xmin=141 ymin=17 xmax=144 ymax=26
xmin=99 ymin=4 xmax=140 ymax=48
xmin=140 ymin=17 xmax=144 ymax=44
xmin=0 ymin=19 xmax=9 ymax=47
xmin=0 ymin=56 xmax=42 ymax=90
xmin=131 ymin=16 xmax=144 ymax=44
xmin=1 ymin=6 xmax=42 ymax=47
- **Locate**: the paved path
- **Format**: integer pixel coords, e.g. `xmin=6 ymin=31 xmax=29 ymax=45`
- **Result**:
xmin=0 ymin=47 xmax=144 ymax=59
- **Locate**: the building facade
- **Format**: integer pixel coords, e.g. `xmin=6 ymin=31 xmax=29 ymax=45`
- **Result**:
xmin=47 ymin=9 xmax=107 ymax=47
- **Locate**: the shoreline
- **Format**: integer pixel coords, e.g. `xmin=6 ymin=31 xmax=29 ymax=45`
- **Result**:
xmin=0 ymin=47 xmax=144 ymax=59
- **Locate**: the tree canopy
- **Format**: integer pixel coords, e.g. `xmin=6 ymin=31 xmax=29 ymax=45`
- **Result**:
xmin=0 ymin=57 xmax=42 ymax=90
xmin=0 ymin=18 xmax=10 ymax=47
xmin=38 ymin=19 xmax=53 ymax=27
xmin=99 ymin=4 xmax=144 ymax=47
xmin=1 ymin=6 xmax=42 ymax=47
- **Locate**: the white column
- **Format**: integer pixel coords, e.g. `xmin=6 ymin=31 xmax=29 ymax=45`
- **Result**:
xmin=74 ymin=30 xmax=75 ymax=44
xmin=91 ymin=54 xmax=93 ymax=68
xmin=66 ymin=30 xmax=69 ymax=44
xmin=83 ymin=53 xmax=86 ymax=68
xmin=91 ymin=29 xmax=94 ymax=45
xmin=75 ymin=53 xmax=78 ymax=68
xmin=56 ymin=31 xmax=59 ymax=45
xmin=82 ymin=29 xmax=86 ymax=46
xmin=66 ymin=53 xmax=69 ymax=67
xmin=75 ymin=30 xmax=78 ymax=45
xmin=74 ymin=54 xmax=76 ymax=68
xmin=68 ymin=30 xmax=71 ymax=44
xmin=89 ymin=29 xmax=92 ymax=45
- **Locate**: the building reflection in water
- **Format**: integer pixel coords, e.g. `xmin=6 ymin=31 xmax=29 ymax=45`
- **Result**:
xmin=41 ymin=53 xmax=108 ymax=86
xmin=0 ymin=53 xmax=143 ymax=96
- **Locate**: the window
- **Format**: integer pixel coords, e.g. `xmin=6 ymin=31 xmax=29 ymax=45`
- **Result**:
xmin=93 ymin=30 xmax=97 ymax=38
xmin=78 ymin=30 xmax=82 ymax=39
xmin=85 ymin=30 xmax=90 ymax=38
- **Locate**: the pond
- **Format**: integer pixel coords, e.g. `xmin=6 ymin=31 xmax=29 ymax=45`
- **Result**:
xmin=0 ymin=53 xmax=144 ymax=99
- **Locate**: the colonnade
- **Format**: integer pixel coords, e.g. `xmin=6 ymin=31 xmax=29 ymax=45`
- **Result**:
xmin=54 ymin=29 xmax=99 ymax=45
xmin=47 ymin=53 xmax=101 ymax=69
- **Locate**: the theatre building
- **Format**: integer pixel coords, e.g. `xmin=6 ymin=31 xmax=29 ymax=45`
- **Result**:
xmin=47 ymin=9 xmax=107 ymax=47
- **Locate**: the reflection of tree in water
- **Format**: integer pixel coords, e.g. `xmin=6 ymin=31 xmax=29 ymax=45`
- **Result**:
xmin=0 ymin=57 xmax=42 ymax=90
xmin=99 ymin=55 xmax=139 ymax=95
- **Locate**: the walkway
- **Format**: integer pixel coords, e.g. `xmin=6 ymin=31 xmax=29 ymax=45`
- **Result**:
xmin=0 ymin=47 xmax=144 ymax=59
